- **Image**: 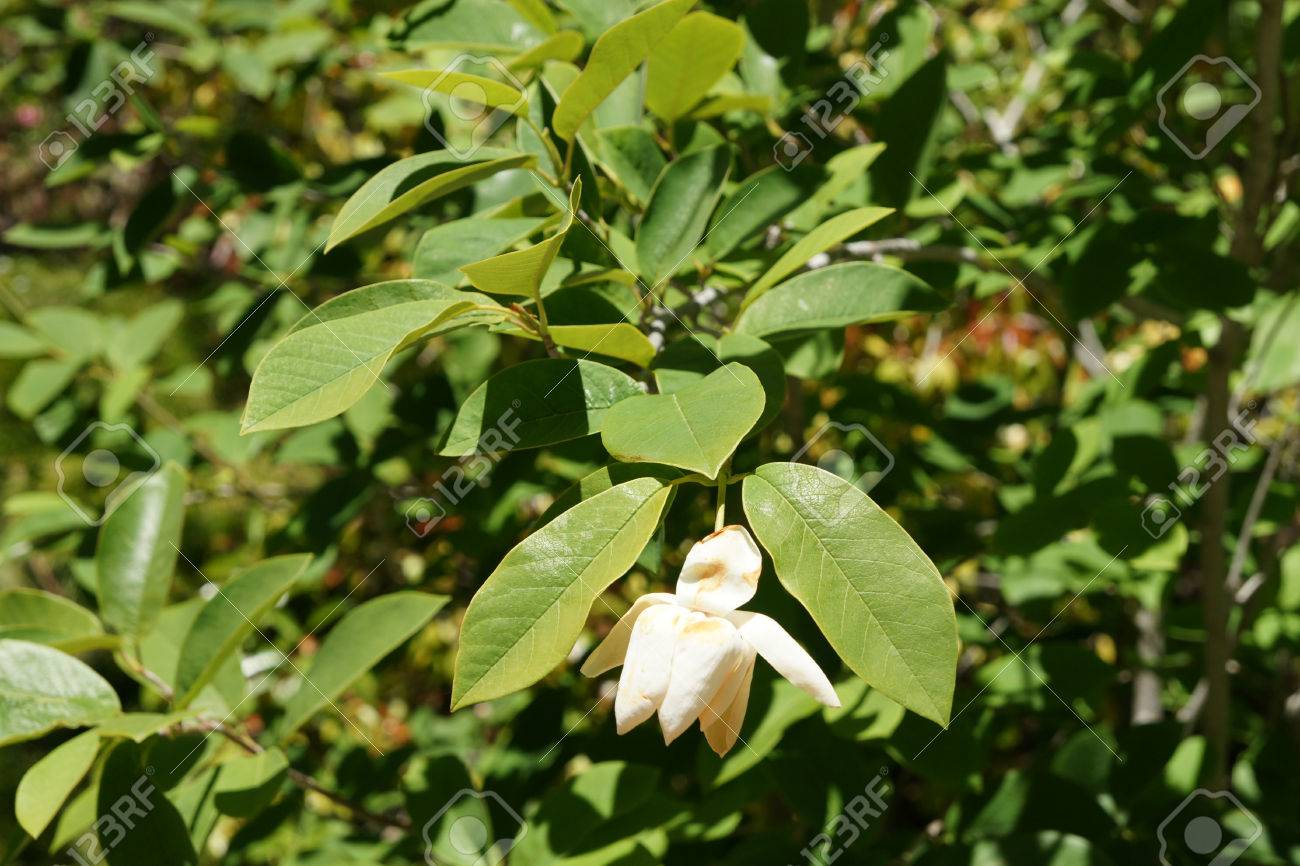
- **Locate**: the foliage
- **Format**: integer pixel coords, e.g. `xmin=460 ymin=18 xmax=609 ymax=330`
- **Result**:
xmin=1 ymin=0 xmax=1298 ymax=865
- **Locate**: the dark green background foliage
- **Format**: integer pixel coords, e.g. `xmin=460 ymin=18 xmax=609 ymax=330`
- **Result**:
xmin=1 ymin=0 xmax=1298 ymax=864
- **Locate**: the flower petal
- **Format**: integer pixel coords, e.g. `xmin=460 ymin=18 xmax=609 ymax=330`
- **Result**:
xmin=580 ymin=592 xmax=675 ymax=676
xmin=728 ymin=611 xmax=840 ymax=707
xmin=701 ymin=648 xmax=755 ymax=757
xmin=658 ymin=612 xmax=745 ymax=744
xmin=674 ymin=525 xmax=762 ymax=614
xmin=615 ymin=603 xmax=684 ymax=734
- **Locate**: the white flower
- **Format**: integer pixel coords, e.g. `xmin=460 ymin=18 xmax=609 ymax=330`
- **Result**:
xmin=581 ymin=525 xmax=840 ymax=756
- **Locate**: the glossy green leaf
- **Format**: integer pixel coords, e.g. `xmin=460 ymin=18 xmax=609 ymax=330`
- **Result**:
xmin=15 ymin=729 xmax=100 ymax=839
xmin=213 ymin=749 xmax=289 ymax=817
xmin=325 ymin=150 xmax=534 ymax=251
xmin=414 ymin=217 xmax=546 ymax=284
xmin=174 ymin=555 xmax=311 ymax=707
xmin=440 ymin=358 xmax=642 ymax=455
xmin=742 ymin=462 xmax=957 ymax=725
xmin=0 ymin=640 xmax=121 ymax=746
xmin=243 ymin=281 xmax=495 ymax=433
xmin=652 ymin=333 xmax=785 ymax=432
xmin=594 ymin=126 xmax=666 ymax=204
xmin=276 ymin=592 xmax=448 ymax=740
xmin=600 ymin=362 xmax=764 ymax=478
xmin=552 ymin=0 xmax=696 ymax=141
xmin=452 ymin=478 xmax=672 ymax=708
xmin=96 ymin=462 xmax=186 ymax=638
xmin=381 ymin=69 xmax=528 ymax=115
xmin=645 ymin=12 xmax=744 ymax=122
xmin=461 ymin=181 xmax=582 ymax=298
xmin=636 ymin=144 xmax=731 ymax=286
xmin=741 ymin=206 xmax=894 ymax=309
xmin=735 ymin=262 xmax=947 ymax=337
xmin=0 ymin=589 xmax=106 ymax=652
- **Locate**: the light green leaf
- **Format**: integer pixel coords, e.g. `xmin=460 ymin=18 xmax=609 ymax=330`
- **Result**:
xmin=381 ymin=69 xmax=528 ymax=115
xmin=787 ymin=143 xmax=885 ymax=228
xmin=0 ymin=321 xmax=49 ymax=359
xmin=593 ymin=126 xmax=666 ymax=204
xmin=735 ymin=262 xmax=947 ymax=337
xmin=652 ymin=332 xmax=785 ymax=432
xmin=104 ymin=300 xmax=184 ymax=371
xmin=139 ymin=600 xmax=244 ymax=715
xmin=452 ymin=478 xmax=672 ymax=708
xmin=600 ymin=362 xmax=763 ymax=478
xmin=96 ymin=463 xmax=186 ymax=638
xmin=645 ymin=12 xmax=744 ymax=122
xmin=95 ymin=712 xmax=185 ymax=742
xmin=440 ymin=358 xmax=642 ymax=455
xmin=243 ymin=281 xmax=495 ymax=433
xmin=636 ymin=144 xmax=731 ymax=286
xmin=461 ymin=181 xmax=582 ymax=298
xmin=174 ymin=555 xmax=311 ymax=707
xmin=25 ymin=307 xmax=103 ymax=361
xmin=536 ymin=463 xmax=685 ymax=528
xmin=740 ymin=206 xmax=894 ymax=309
xmin=0 ymin=589 xmax=106 ymax=652
xmin=503 ymin=322 xmax=656 ymax=367
xmin=325 ymin=150 xmax=535 ymax=251
xmin=552 ymin=0 xmax=697 ymax=141
xmin=509 ymin=29 xmax=585 ymax=70
xmin=15 ymin=729 xmax=100 ymax=839
xmin=6 ymin=358 xmax=80 ymax=420
xmin=742 ymin=462 xmax=958 ymax=726
xmin=213 ymin=749 xmax=289 ymax=817
xmin=413 ymin=216 xmax=546 ymax=284
xmin=276 ymin=592 xmax=448 ymax=740
xmin=0 ymin=640 xmax=121 ymax=746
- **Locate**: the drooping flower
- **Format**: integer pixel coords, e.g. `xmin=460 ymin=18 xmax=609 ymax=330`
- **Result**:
xmin=581 ymin=525 xmax=840 ymax=756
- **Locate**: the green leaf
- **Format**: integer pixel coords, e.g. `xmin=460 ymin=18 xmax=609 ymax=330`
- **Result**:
xmin=704 ymin=677 xmax=819 ymax=786
xmin=104 ymin=300 xmax=184 ymax=371
xmin=552 ymin=0 xmax=697 ymax=141
xmin=461 ymin=181 xmax=582 ymax=298
xmin=95 ymin=712 xmax=185 ymax=742
xmin=742 ymin=463 xmax=957 ymax=726
xmin=139 ymin=600 xmax=244 ymax=715
xmin=276 ymin=592 xmax=448 ymax=740
xmin=508 ymin=322 xmax=655 ymax=367
xmin=594 ymin=127 xmax=666 ymax=204
xmin=537 ymin=463 xmax=685 ymax=528
xmin=15 ymin=729 xmax=100 ymax=839
xmin=652 ymin=333 xmax=786 ymax=433
xmin=0 ymin=589 xmax=106 ymax=652
xmin=703 ymin=164 xmax=820 ymax=261
xmin=96 ymin=463 xmax=186 ymax=639
xmin=6 ymin=358 xmax=80 ymax=420
xmin=0 ymin=640 xmax=121 ymax=746
xmin=452 ymin=478 xmax=672 ymax=708
xmin=600 ymin=362 xmax=764 ymax=478
xmin=243 ymin=281 xmax=493 ymax=433
xmin=636 ymin=144 xmax=731 ymax=286
xmin=213 ymin=749 xmax=289 ymax=817
xmin=440 ymin=358 xmax=642 ymax=455
xmin=174 ymin=555 xmax=311 ymax=707
xmin=740 ymin=206 xmax=894 ymax=309
xmin=645 ymin=12 xmax=744 ymax=121
xmin=97 ymin=740 xmax=197 ymax=866
xmin=413 ymin=217 xmax=546 ymax=283
xmin=325 ymin=149 xmax=535 ymax=251
xmin=25 ymin=307 xmax=103 ymax=361
xmin=0 ymin=321 xmax=49 ymax=359
xmin=735 ymin=262 xmax=947 ymax=337
xmin=509 ymin=29 xmax=585 ymax=70
xmin=868 ymin=54 xmax=947 ymax=207
xmin=381 ymin=69 xmax=528 ymax=115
